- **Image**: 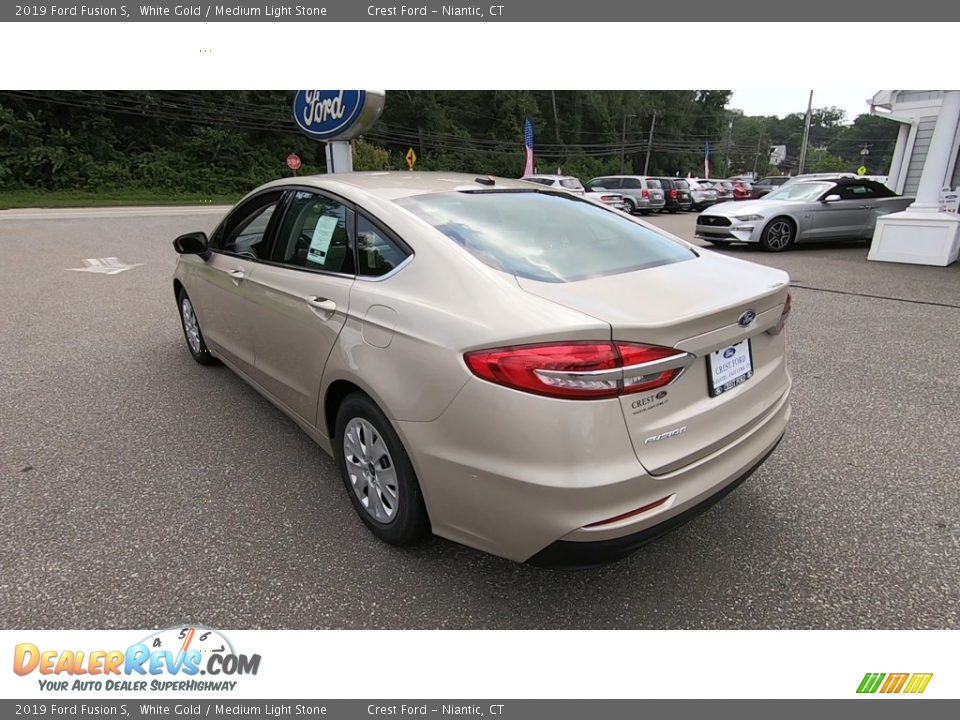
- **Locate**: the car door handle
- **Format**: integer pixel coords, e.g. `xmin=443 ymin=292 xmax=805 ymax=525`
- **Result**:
xmin=227 ymin=268 xmax=246 ymax=285
xmin=305 ymin=296 xmax=337 ymax=314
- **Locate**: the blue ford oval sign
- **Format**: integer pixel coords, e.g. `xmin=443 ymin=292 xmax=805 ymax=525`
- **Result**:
xmin=293 ymin=90 xmax=367 ymax=140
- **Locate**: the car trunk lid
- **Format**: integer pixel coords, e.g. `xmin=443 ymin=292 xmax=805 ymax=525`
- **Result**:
xmin=515 ymin=252 xmax=790 ymax=474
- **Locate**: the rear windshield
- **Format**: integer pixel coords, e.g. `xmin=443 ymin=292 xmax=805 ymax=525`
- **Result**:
xmin=559 ymin=178 xmax=584 ymax=190
xmin=673 ymin=180 xmax=690 ymax=189
xmin=646 ymin=179 xmax=661 ymax=189
xmin=396 ymin=190 xmax=694 ymax=283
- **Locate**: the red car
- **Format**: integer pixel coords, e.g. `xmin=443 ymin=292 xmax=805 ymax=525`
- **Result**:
xmin=731 ymin=180 xmax=752 ymax=200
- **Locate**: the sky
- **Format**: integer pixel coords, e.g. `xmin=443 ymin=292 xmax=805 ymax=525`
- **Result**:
xmin=729 ymin=89 xmax=878 ymax=123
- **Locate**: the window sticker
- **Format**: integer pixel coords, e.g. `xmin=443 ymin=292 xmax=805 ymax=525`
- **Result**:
xmin=307 ymin=215 xmax=339 ymax=264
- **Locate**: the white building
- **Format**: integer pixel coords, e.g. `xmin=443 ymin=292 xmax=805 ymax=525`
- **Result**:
xmin=868 ymin=90 xmax=960 ymax=267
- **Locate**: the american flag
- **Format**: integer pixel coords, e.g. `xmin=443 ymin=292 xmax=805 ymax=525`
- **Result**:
xmin=704 ymin=140 xmax=711 ymax=179
xmin=523 ymin=117 xmax=535 ymax=176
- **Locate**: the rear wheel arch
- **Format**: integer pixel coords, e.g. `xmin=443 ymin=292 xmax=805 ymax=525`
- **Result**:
xmin=324 ymin=379 xmax=364 ymax=438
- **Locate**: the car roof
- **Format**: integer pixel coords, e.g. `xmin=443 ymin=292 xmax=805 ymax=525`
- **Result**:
xmin=523 ymin=174 xmax=578 ymax=180
xmin=259 ymin=171 xmax=535 ymax=201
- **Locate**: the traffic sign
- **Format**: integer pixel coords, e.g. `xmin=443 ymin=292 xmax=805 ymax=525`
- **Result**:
xmin=405 ymin=147 xmax=417 ymax=170
xmin=287 ymin=153 xmax=302 ymax=172
xmin=857 ymin=165 xmax=867 ymax=176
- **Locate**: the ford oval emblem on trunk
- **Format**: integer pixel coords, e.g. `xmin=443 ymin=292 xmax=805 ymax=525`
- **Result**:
xmin=738 ymin=310 xmax=756 ymax=327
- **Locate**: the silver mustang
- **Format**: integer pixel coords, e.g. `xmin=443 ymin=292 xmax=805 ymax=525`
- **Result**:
xmin=695 ymin=178 xmax=913 ymax=252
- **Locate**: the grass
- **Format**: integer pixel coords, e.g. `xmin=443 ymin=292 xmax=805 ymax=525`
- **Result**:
xmin=0 ymin=189 xmax=241 ymax=210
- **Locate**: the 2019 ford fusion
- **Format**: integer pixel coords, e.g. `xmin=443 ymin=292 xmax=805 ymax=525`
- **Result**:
xmin=173 ymin=172 xmax=792 ymax=567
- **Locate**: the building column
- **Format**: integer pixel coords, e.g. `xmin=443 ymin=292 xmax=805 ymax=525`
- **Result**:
xmin=910 ymin=90 xmax=960 ymax=211
xmin=868 ymin=90 xmax=960 ymax=266
xmin=885 ymin=122 xmax=910 ymax=194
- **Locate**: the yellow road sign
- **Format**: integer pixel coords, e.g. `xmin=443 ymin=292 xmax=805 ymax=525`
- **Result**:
xmin=405 ymin=147 xmax=417 ymax=170
xmin=857 ymin=165 xmax=867 ymax=176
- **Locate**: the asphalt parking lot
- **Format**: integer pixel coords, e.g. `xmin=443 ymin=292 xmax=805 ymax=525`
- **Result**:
xmin=1 ymin=206 xmax=958 ymax=630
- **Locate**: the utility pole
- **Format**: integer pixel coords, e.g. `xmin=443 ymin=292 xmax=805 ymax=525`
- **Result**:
xmin=620 ymin=112 xmax=637 ymax=174
xmin=798 ymin=90 xmax=814 ymax=174
xmin=723 ymin=117 xmax=735 ymax=176
xmin=642 ymin=111 xmax=657 ymax=175
xmin=752 ymin=119 xmax=766 ymax=175
xmin=550 ymin=90 xmax=562 ymax=144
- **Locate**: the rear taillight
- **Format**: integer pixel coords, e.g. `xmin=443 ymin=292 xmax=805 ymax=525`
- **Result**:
xmin=767 ymin=291 xmax=792 ymax=335
xmin=464 ymin=342 xmax=694 ymax=400
xmin=670 ymin=189 xmax=678 ymax=199
xmin=641 ymin=189 xmax=649 ymax=199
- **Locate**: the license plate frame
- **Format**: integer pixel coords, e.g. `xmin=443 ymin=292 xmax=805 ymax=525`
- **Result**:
xmin=706 ymin=340 xmax=754 ymax=397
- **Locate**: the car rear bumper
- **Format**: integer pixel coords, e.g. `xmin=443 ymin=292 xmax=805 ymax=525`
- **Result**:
xmin=528 ymin=432 xmax=783 ymax=568
xmin=397 ymin=372 xmax=791 ymax=564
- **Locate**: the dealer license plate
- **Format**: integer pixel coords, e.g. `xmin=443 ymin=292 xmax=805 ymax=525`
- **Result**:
xmin=707 ymin=340 xmax=753 ymax=397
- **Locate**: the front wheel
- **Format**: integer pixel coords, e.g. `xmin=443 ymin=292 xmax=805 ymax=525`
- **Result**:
xmin=760 ymin=217 xmax=796 ymax=252
xmin=177 ymin=288 xmax=217 ymax=365
xmin=335 ymin=393 xmax=430 ymax=546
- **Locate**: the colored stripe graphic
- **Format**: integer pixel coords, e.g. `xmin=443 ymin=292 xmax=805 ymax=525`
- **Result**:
xmin=880 ymin=673 xmax=909 ymax=693
xmin=857 ymin=672 xmax=932 ymax=694
xmin=857 ymin=673 xmax=885 ymax=693
xmin=904 ymin=673 xmax=933 ymax=694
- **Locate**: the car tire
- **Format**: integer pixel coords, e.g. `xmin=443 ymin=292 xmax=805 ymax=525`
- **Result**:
xmin=622 ymin=198 xmax=636 ymax=214
xmin=335 ymin=392 xmax=430 ymax=546
xmin=177 ymin=288 xmax=217 ymax=365
xmin=760 ymin=217 xmax=796 ymax=252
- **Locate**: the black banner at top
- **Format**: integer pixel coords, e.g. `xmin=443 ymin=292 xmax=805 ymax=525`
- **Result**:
xmin=2 ymin=0 xmax=955 ymax=21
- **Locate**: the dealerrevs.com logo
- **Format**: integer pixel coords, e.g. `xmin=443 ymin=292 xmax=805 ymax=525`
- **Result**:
xmin=13 ymin=627 xmax=260 ymax=692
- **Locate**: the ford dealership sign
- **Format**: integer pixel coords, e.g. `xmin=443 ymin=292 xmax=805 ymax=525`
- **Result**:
xmin=292 ymin=90 xmax=384 ymax=142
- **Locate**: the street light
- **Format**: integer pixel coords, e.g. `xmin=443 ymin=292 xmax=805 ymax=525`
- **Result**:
xmin=620 ymin=113 xmax=637 ymax=174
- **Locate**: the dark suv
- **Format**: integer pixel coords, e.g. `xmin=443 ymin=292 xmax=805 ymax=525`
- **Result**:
xmin=657 ymin=178 xmax=693 ymax=213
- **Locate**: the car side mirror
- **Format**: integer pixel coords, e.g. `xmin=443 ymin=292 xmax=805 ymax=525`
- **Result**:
xmin=821 ymin=194 xmax=842 ymax=203
xmin=173 ymin=231 xmax=209 ymax=255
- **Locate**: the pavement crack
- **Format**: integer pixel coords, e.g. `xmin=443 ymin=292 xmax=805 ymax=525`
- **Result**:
xmin=791 ymin=283 xmax=960 ymax=310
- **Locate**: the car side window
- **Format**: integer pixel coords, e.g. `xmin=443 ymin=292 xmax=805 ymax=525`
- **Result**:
xmin=622 ymin=178 xmax=642 ymax=189
xmin=221 ymin=196 xmax=281 ymax=259
xmin=357 ymin=215 xmax=409 ymax=278
xmin=835 ymin=184 xmax=873 ymax=200
xmin=272 ymin=191 xmax=355 ymax=274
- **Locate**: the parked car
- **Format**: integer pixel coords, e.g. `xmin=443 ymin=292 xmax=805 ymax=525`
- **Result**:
xmin=521 ymin=174 xmax=586 ymax=195
xmin=582 ymin=186 xmax=627 ymax=211
xmin=749 ymin=176 xmax=789 ymax=199
xmin=587 ymin=175 xmax=666 ymax=215
xmin=684 ymin=178 xmax=719 ymax=211
xmin=172 ymin=172 xmax=792 ymax=566
xmin=731 ymin=179 xmax=752 ymax=200
xmin=696 ymin=177 xmax=913 ymax=252
xmin=701 ymin=179 xmax=735 ymax=202
xmin=657 ymin=178 xmax=693 ymax=212
xmin=523 ymin=175 xmax=625 ymax=210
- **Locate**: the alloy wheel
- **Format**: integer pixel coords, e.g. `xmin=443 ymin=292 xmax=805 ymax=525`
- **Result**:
xmin=342 ymin=418 xmax=399 ymax=523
